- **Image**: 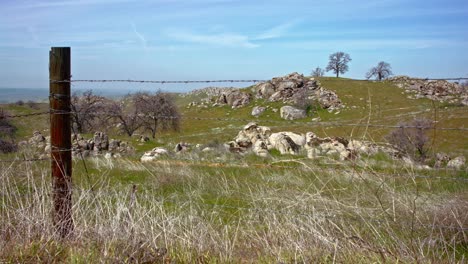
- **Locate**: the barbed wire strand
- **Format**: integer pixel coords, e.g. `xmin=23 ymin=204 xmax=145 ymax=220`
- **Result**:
xmin=3 ymin=109 xmax=466 ymax=131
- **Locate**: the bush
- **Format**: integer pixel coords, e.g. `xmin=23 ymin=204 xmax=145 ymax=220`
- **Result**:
xmin=0 ymin=108 xmax=17 ymax=153
xmin=386 ymin=118 xmax=432 ymax=161
xmin=0 ymin=139 xmax=17 ymax=153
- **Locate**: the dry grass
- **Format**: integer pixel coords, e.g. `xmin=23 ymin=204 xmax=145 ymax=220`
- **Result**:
xmin=1 ymin=155 xmax=466 ymax=263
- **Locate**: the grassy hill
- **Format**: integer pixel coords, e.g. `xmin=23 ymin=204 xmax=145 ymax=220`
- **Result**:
xmin=1 ymin=77 xmax=467 ymax=262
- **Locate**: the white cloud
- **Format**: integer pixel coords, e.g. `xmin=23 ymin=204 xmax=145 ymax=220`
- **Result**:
xmin=280 ymin=38 xmax=466 ymax=51
xmin=131 ymin=22 xmax=148 ymax=49
xmin=167 ymin=30 xmax=259 ymax=48
xmin=254 ymin=21 xmax=298 ymax=40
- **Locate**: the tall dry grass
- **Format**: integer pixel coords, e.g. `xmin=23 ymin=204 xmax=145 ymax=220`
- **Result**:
xmin=1 ymin=157 xmax=466 ymax=263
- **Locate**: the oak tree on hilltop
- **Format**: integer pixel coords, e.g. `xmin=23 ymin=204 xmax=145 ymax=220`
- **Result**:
xmin=326 ymin=52 xmax=351 ymax=78
xmin=311 ymin=66 xmax=325 ymax=77
xmin=366 ymin=61 xmax=393 ymax=81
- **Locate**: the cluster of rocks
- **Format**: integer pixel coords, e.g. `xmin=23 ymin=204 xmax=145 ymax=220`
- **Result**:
xmin=20 ymin=131 xmax=134 ymax=158
xmin=253 ymin=72 xmax=344 ymax=111
xmin=72 ymin=132 xmax=135 ymax=158
xmin=224 ymin=122 xmax=397 ymax=160
xmin=140 ymin=142 xmax=215 ymax=162
xmin=434 ymin=152 xmax=466 ymax=170
xmin=215 ymin=90 xmax=252 ymax=108
xmin=389 ymin=76 xmax=468 ymax=105
xmin=183 ymin=87 xmax=237 ymax=98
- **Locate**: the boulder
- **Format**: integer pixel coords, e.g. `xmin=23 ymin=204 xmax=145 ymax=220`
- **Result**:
xmin=447 ymin=156 xmax=466 ymax=170
xmin=140 ymin=147 xmax=169 ymax=162
xmin=93 ymin=132 xmax=109 ymax=151
xmin=174 ymin=142 xmax=190 ymax=152
xmin=217 ymin=90 xmax=252 ymax=108
xmin=269 ymin=133 xmax=301 ymax=155
xmin=434 ymin=152 xmax=450 ymax=168
xmin=253 ymin=140 xmax=269 ymax=157
xmin=256 ymin=82 xmax=275 ymax=99
xmin=251 ymin=106 xmax=266 ymax=117
xmin=280 ymin=106 xmax=307 ymax=120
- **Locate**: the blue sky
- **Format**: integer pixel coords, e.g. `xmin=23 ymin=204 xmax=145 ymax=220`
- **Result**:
xmin=0 ymin=0 xmax=467 ymax=91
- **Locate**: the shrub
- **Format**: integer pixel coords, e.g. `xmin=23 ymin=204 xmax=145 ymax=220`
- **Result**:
xmin=386 ymin=118 xmax=432 ymax=161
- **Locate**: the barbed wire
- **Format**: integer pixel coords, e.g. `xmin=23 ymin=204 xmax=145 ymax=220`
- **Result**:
xmin=47 ymin=77 xmax=468 ymax=84
xmin=51 ymin=79 xmax=267 ymax=84
xmin=0 ymin=157 xmax=50 ymax=163
xmin=3 ymin=109 xmax=466 ymax=131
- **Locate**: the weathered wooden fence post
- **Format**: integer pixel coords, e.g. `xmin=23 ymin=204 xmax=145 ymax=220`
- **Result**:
xmin=49 ymin=47 xmax=73 ymax=238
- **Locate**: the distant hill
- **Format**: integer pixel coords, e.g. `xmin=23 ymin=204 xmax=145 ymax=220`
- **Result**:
xmin=0 ymin=88 xmax=48 ymax=103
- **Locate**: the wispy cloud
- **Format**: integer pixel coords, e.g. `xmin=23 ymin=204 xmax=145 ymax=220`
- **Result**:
xmin=131 ymin=22 xmax=148 ymax=50
xmin=14 ymin=0 xmax=134 ymax=8
xmin=254 ymin=21 xmax=299 ymax=40
xmin=167 ymin=30 xmax=259 ymax=48
xmin=280 ymin=38 xmax=466 ymax=51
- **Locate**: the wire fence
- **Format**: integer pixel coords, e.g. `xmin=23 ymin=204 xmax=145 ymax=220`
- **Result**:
xmin=1 ymin=76 xmax=467 ymax=237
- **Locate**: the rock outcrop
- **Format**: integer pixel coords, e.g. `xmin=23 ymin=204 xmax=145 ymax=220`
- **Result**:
xmin=280 ymin=106 xmax=307 ymax=120
xmin=253 ymin=72 xmax=344 ymax=111
xmin=225 ymin=123 xmax=400 ymax=161
xmin=216 ymin=90 xmax=252 ymax=108
xmin=20 ymin=131 xmax=134 ymax=158
xmin=389 ymin=76 xmax=468 ymax=105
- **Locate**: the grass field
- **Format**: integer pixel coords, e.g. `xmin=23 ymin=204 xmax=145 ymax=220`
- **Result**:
xmin=1 ymin=78 xmax=467 ymax=262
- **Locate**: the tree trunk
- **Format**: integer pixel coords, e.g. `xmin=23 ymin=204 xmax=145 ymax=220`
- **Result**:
xmin=336 ymin=72 xmax=339 ymax=78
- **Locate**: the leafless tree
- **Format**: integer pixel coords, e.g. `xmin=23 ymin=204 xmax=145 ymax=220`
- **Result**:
xmin=311 ymin=66 xmax=325 ymax=77
xmin=326 ymin=52 xmax=351 ymax=78
xmin=106 ymin=95 xmax=143 ymax=137
xmin=134 ymin=91 xmax=180 ymax=138
xmin=71 ymin=90 xmax=109 ymax=133
xmin=0 ymin=108 xmax=17 ymax=153
xmin=386 ymin=118 xmax=432 ymax=161
xmin=366 ymin=61 xmax=393 ymax=81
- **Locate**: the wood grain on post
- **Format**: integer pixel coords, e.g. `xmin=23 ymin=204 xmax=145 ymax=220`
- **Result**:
xmin=49 ymin=47 xmax=73 ymax=238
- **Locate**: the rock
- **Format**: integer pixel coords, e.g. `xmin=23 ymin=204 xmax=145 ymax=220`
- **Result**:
xmin=434 ymin=152 xmax=450 ymax=168
xmin=270 ymin=132 xmax=305 ymax=147
xmin=280 ymin=106 xmax=307 ymax=120
xmin=256 ymin=82 xmax=275 ymax=98
xmin=217 ymin=90 xmax=252 ymax=108
xmin=29 ymin=131 xmax=46 ymax=144
xmin=251 ymin=106 xmax=266 ymax=117
xmin=109 ymin=139 xmax=121 ymax=151
xmin=93 ymin=132 xmax=109 ymax=151
xmin=174 ymin=142 xmax=190 ymax=152
xmin=268 ymin=133 xmax=301 ymax=155
xmin=202 ymin=147 xmax=214 ymax=152
xmin=140 ymin=147 xmax=169 ymax=162
xmin=253 ymin=140 xmax=269 ymax=157
xmin=139 ymin=136 xmax=150 ymax=142
xmin=447 ymin=156 xmax=466 ymax=170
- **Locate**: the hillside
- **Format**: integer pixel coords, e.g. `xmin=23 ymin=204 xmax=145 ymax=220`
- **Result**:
xmin=169 ymin=75 xmax=467 ymax=157
xmin=1 ymin=74 xmax=467 ymax=262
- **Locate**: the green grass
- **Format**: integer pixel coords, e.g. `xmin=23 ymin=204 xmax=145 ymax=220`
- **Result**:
xmin=1 ymin=78 xmax=467 ymax=262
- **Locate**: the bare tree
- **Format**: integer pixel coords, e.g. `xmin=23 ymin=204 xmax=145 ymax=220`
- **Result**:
xmin=0 ymin=108 xmax=17 ymax=153
xmin=106 ymin=95 xmax=143 ymax=137
xmin=326 ymin=52 xmax=351 ymax=78
xmin=311 ymin=66 xmax=325 ymax=77
xmin=134 ymin=91 xmax=180 ymax=138
xmin=386 ymin=118 xmax=432 ymax=161
xmin=366 ymin=61 xmax=393 ymax=81
xmin=71 ymin=90 xmax=109 ymax=133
